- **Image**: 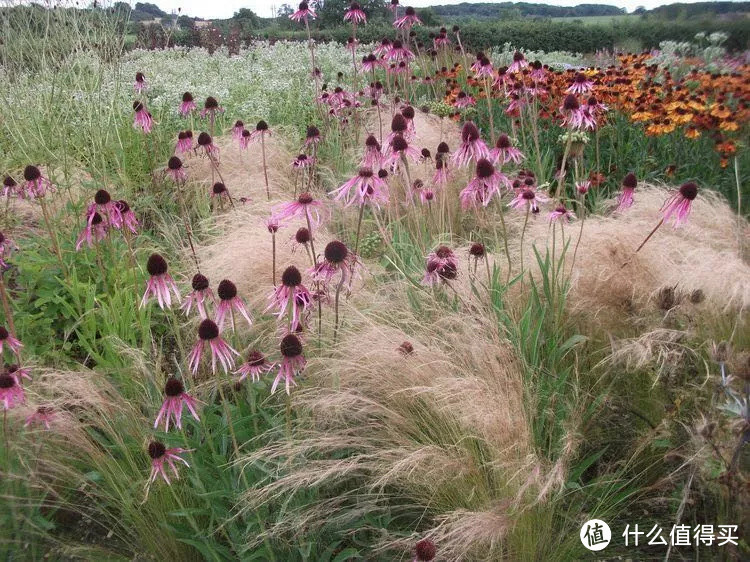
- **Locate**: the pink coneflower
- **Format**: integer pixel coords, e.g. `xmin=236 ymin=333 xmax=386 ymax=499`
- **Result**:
xmin=6 ymin=364 xmax=30 ymax=385
xmin=422 ymin=246 xmax=459 ymax=286
xmin=548 ymin=204 xmax=576 ymax=223
xmin=344 ymin=1 xmax=367 ymax=24
xmin=188 ymin=319 xmax=239 ymax=374
xmin=616 ymin=172 xmax=638 ymax=211
xmin=166 ymin=156 xmax=187 ymax=183
xmin=305 ymin=125 xmax=321 ymax=147
xmin=530 ymin=60 xmax=546 ymax=82
xmin=132 ymin=101 xmax=153 ymax=133
xmin=179 ymin=92 xmax=196 ymax=116
xmin=75 ymin=212 xmax=108 ymax=251
xmin=509 ymin=187 xmax=549 ymax=213
xmin=385 ymin=113 xmax=411 ymax=146
xmin=0 ymin=373 xmax=24 ymax=410
xmin=374 ymin=38 xmax=392 ymax=56
xmin=176 ymin=131 xmax=193 ymax=154
xmin=140 ymin=254 xmax=181 ymax=309
xmin=508 ymin=51 xmax=528 ymax=74
xmin=453 ymin=91 xmax=476 ymax=109
xmin=197 ymin=132 xmax=219 ymax=156
xmin=248 ymin=120 xmax=271 ymax=142
xmin=211 ymin=182 xmax=231 ymax=202
xmin=434 ymin=29 xmax=450 ymax=48
xmin=566 ymin=72 xmax=594 ymax=95
xmin=115 ymin=200 xmax=139 ymax=234
xmin=660 ymin=182 xmax=698 ymax=227
xmin=292 ymin=154 xmax=315 ymax=169
xmin=235 ymin=350 xmax=275 ymax=383
xmin=22 ymin=165 xmax=55 ymax=199
xmin=310 ymin=241 xmax=359 ymax=286
xmin=361 ymin=53 xmax=380 ymax=72
xmin=452 ymin=122 xmax=489 ymax=168
xmin=414 ymin=538 xmax=437 ymax=561
xmin=394 ymin=6 xmax=421 ymax=29
xmin=181 ymin=273 xmax=215 ymax=319
xmin=330 ymin=167 xmax=389 ymax=208
xmin=390 ymin=0 xmax=400 ymax=12
xmin=346 ymin=36 xmax=359 ymax=54
xmin=576 ymin=180 xmax=591 ymax=195
xmin=387 ymin=39 xmax=414 ymax=62
xmin=147 ymin=441 xmax=191 ymax=488
xmin=272 ymin=192 xmax=323 ymax=226
xmin=361 ymin=134 xmax=383 ymax=168
xmin=200 ymin=96 xmax=223 ymax=119
xmin=239 ymin=128 xmax=252 ymax=150
xmin=433 ymin=158 xmax=450 ymax=187
xmin=290 ymin=0 xmax=316 ymax=21
xmin=215 ymin=279 xmax=252 ymax=330
xmin=3 ymin=176 xmax=18 ymax=197
xmin=232 ymin=120 xmax=245 ymax=141
xmin=267 ymin=217 xmax=280 ymax=234
xmin=560 ymin=94 xmax=585 ymax=130
xmin=385 ymin=134 xmax=421 ymax=167
xmin=134 ymin=72 xmax=146 ymax=93
xmin=25 ymin=406 xmax=54 ymax=429
xmin=266 ymin=266 xmax=313 ymax=331
xmin=490 ymin=134 xmax=524 ymax=165
xmin=291 ymin=227 xmax=313 ymax=257
xmin=0 ymin=232 xmax=15 ymax=268
xmin=87 ymin=189 xmax=122 ymax=228
xmin=471 ymin=55 xmax=494 ymax=78
xmin=418 ymin=186 xmax=435 ymax=205
xmin=273 ymin=334 xmax=306 ymax=394
xmin=0 ymin=326 xmax=22 ymax=356
xmin=459 ymin=158 xmax=508 ymax=210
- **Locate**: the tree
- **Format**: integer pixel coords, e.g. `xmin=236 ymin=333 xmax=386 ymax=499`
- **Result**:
xmin=233 ymin=7 xmax=260 ymax=29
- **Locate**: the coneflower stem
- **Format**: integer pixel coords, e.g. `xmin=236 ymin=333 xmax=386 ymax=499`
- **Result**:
xmin=495 ymin=200 xmax=512 ymax=283
xmin=0 ymin=275 xmax=15 ymax=336
xmin=38 ymin=198 xmax=66 ymax=277
xmin=484 ymin=76 xmax=495 ymax=143
xmin=519 ymin=206 xmax=530 ymax=275
xmin=555 ymin=134 xmax=573 ymax=200
xmin=305 ymin=209 xmax=317 ymax=265
xmin=634 ymin=218 xmax=664 ymax=254
xmin=735 ymin=156 xmax=743 ymax=255
xmin=271 ymin=233 xmax=277 ymax=287
xmin=176 ymin=182 xmax=200 ymax=271
xmin=353 ymin=202 xmax=365 ymax=258
xmin=333 ymin=270 xmax=345 ymax=344
xmin=484 ymin=253 xmax=492 ymax=290
xmin=207 ymin=153 xmax=236 ymax=210
xmin=571 ymin=193 xmax=586 ymax=269
xmin=261 ymin=135 xmax=270 ymax=201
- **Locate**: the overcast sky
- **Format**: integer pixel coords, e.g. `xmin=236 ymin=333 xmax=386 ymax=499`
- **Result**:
xmin=141 ymin=0 xmax=735 ymax=20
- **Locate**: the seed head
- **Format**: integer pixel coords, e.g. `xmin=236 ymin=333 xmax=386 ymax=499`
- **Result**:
xmin=421 ymin=148 xmax=431 ymax=158
xmin=298 ymin=192 xmax=313 ymax=205
xmin=135 ymin=72 xmax=145 ymax=82
xmin=217 ymin=279 xmax=237 ymax=301
xmin=365 ymin=134 xmax=380 ymax=149
xmin=437 ymin=142 xmax=449 ymax=154
xmin=401 ymin=105 xmax=415 ymax=120
xmin=197 ymin=132 xmax=212 ymax=146
xmin=204 ymin=96 xmax=219 ymax=109
xmin=191 ymin=273 xmax=209 ymax=291
xmin=198 ymin=319 xmax=219 ymax=340
xmin=679 ymin=182 xmax=698 ymax=200
xmin=280 ymin=334 xmax=303 ymax=358
xmin=146 ymin=254 xmax=168 ymax=276
xmin=0 ymin=374 xmax=14 ymax=389
xmin=295 ymin=227 xmax=311 ymax=244
xmin=182 ymin=92 xmax=193 ymax=102
xmin=94 ymin=189 xmax=111 ymax=205
xmin=133 ymin=100 xmax=144 ymax=112
xmin=0 ymin=327 xmax=9 ymax=340
xmin=256 ymin=120 xmax=269 ymax=131
xmin=469 ymin=242 xmax=485 ymax=257
xmin=212 ymin=182 xmax=227 ymax=195
xmin=415 ymin=538 xmax=436 ymax=561
xmin=475 ymin=158 xmax=495 ymax=179
xmin=324 ymin=241 xmax=348 ymax=264
xmin=306 ymin=125 xmax=320 ymax=139
xmin=3 ymin=177 xmax=16 ymax=189
xmin=167 ymin=156 xmax=183 ymax=170
xmin=148 ymin=441 xmax=166 ymax=459
xmin=234 ymin=119 xmax=244 ymax=128
xmin=513 ymin=51 xmax=524 ymax=62
xmin=281 ymin=266 xmax=302 ymax=287
xmin=23 ymin=165 xmax=41 ymax=182
xmin=164 ymin=377 xmax=184 ymax=397
xmin=496 ymin=134 xmax=511 ymax=149
xmin=378 ymin=169 xmax=389 ymax=179
xmin=246 ymin=350 xmax=266 ymax=366
xmin=405 ymin=6 xmax=416 ymax=15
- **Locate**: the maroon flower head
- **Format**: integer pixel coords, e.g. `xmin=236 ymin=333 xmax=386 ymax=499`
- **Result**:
xmin=197 ymin=132 xmax=213 ymax=146
xmin=298 ymin=192 xmax=313 ymax=205
xmin=461 ymin=121 xmax=480 ymax=142
xmin=496 ymin=134 xmax=511 ymax=149
xmin=246 ymin=350 xmax=267 ymax=366
xmin=401 ymin=105 xmax=415 ymax=120
xmin=475 ymin=158 xmax=494 ymax=179
xmin=563 ymin=94 xmax=579 ymax=111
xmin=437 ymin=142 xmax=449 ymax=154
xmin=679 ymin=182 xmax=698 ymax=200
xmin=217 ymin=279 xmax=237 ymax=301
xmin=306 ymin=125 xmax=320 ymax=139
xmin=415 ymin=538 xmax=436 ymax=561
xmin=365 ymin=134 xmax=380 ymax=149
xmin=469 ymin=242 xmax=486 ymax=257
xmin=295 ymin=227 xmax=311 ymax=244
xmin=135 ymin=72 xmax=145 ymax=82
xmin=280 ymin=334 xmax=303 ymax=358
xmin=23 ymin=165 xmax=41 ymax=182
xmin=256 ymin=120 xmax=269 ymax=131
xmin=378 ymin=169 xmax=389 ymax=179
xmin=234 ymin=119 xmax=244 ymax=128
xmin=282 ymin=266 xmax=302 ymax=287
xmin=391 ymin=135 xmax=409 ymax=152
xmin=212 ymin=182 xmax=227 ymax=195
xmin=182 ymin=92 xmax=193 ymax=102
xmin=146 ymin=254 xmax=168 ymax=276
xmin=204 ymin=96 xmax=219 ymax=109
xmin=148 ymin=441 xmax=166 ymax=459
xmin=3 ymin=177 xmax=16 ymax=189
xmin=164 ymin=377 xmax=185 ymax=397
xmin=192 ymin=273 xmax=209 ymax=291
xmin=167 ymin=156 xmax=183 ymax=170
xmin=622 ymin=172 xmax=638 ymax=188
xmin=391 ymin=113 xmax=408 ymax=133
xmin=133 ymin=100 xmax=144 ymax=112
xmin=0 ymin=373 xmax=13 ymax=389
xmin=324 ymin=241 xmax=348 ymax=264
xmin=94 ymin=189 xmax=111 ymax=205
xmin=421 ymin=148 xmax=431 ymax=158
xmin=197 ymin=319 xmax=219 ymax=341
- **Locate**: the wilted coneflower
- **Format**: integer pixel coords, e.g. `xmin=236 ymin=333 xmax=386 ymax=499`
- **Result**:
xmin=385 ymin=134 xmax=421 ymax=168
xmin=134 ymin=72 xmax=146 ymax=93
xmin=166 ymin=156 xmax=187 ymax=183
xmin=330 ymin=167 xmax=389 ymax=208
xmin=310 ymin=240 xmax=358 ymax=287
xmin=459 ymin=158 xmax=508 ymax=210
xmin=115 ymin=200 xmax=139 ymax=234
xmin=453 ymin=91 xmax=476 ymax=109
xmin=452 ymin=121 xmax=489 ymax=168
xmin=215 ymin=279 xmax=252 ymax=331
xmin=196 ymin=132 xmax=219 ymax=156
xmin=5 ymin=364 xmax=30 ymax=385
xmin=490 ymin=133 xmax=524 ymax=165
xmin=232 ymin=120 xmax=245 ymax=141
xmin=2 ymin=176 xmax=17 ymax=197
xmin=292 ymin=154 xmax=315 ymax=170
xmin=181 ymin=273 xmax=215 ymax=319
xmin=0 ymin=372 xmax=24 ymax=411
xmin=247 ymin=120 xmax=272 ymax=199
xmin=132 ymin=101 xmax=153 ymax=133
xmin=0 ymin=326 xmax=22 ymax=356
xmin=211 ymin=182 xmax=231 ymax=204
xmin=235 ymin=350 xmax=275 ymax=383
xmin=22 ymin=165 xmax=55 ymax=199
xmin=632 ymin=182 xmax=700 ymax=256
xmin=179 ymin=92 xmax=196 ymax=116
xmin=344 ymin=1 xmax=367 ymax=24
xmin=200 ymin=96 xmax=223 ymax=121
xmin=266 ymin=266 xmax=313 ymax=332
xmin=146 ymin=441 xmax=191 ymax=490
xmin=387 ymin=39 xmax=414 ymax=62
xmin=75 ymin=212 xmax=107 ymax=251
xmin=305 ymin=125 xmax=321 ymax=147
xmin=575 ymin=180 xmax=591 ymax=195
xmin=361 ymin=134 xmax=383 ymax=169
xmin=273 ymin=334 xmax=306 ymax=394
xmin=176 ymin=131 xmax=193 ymax=154
xmin=290 ymin=0 xmax=316 ymax=21
xmin=188 ymin=319 xmax=239 ymax=374
xmin=87 ymin=189 xmax=122 ymax=228
xmin=0 ymin=232 xmax=15 ymax=269
xmin=24 ymin=406 xmax=54 ymax=430
xmin=386 ymin=113 xmax=410 ymax=146
xmin=560 ymin=94 xmax=585 ymax=130
xmin=272 ymin=192 xmax=323 ymax=227
xmin=140 ymin=254 xmax=181 ymax=309
xmin=567 ymin=71 xmax=594 ymax=95
xmin=413 ymin=538 xmax=436 ymax=562
xmin=422 ymin=245 xmax=458 ymax=286
xmin=548 ymin=204 xmax=576 ymax=223
xmin=616 ymin=172 xmax=638 ymax=212
xmin=508 ymin=51 xmax=528 ymax=74
xmin=394 ymin=6 xmax=421 ymax=29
